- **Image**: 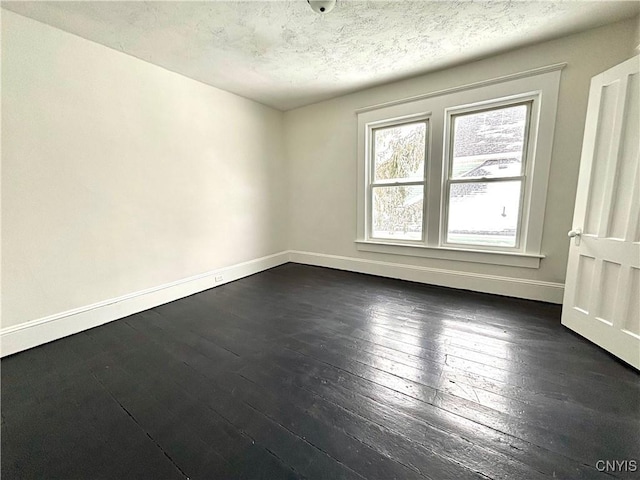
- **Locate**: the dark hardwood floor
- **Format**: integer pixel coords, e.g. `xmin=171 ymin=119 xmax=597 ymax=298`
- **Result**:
xmin=2 ymin=263 xmax=639 ymax=479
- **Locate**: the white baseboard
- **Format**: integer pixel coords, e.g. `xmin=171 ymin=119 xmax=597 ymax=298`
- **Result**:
xmin=289 ymin=250 xmax=564 ymax=304
xmin=0 ymin=251 xmax=289 ymax=357
xmin=2 ymin=249 xmax=564 ymax=357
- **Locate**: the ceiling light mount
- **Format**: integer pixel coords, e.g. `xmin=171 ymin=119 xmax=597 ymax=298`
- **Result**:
xmin=307 ymin=0 xmax=337 ymax=14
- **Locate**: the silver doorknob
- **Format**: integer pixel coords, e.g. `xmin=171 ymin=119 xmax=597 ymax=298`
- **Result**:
xmin=568 ymin=228 xmax=582 ymax=245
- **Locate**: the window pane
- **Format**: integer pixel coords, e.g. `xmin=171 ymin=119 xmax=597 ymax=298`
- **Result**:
xmin=451 ymin=104 xmax=528 ymax=179
xmin=374 ymin=122 xmax=426 ymax=182
xmin=447 ymin=181 xmax=521 ymax=247
xmin=372 ymin=186 xmax=423 ymax=240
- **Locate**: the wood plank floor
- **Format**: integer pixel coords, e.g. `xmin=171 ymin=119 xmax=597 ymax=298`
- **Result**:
xmin=2 ymin=263 xmax=639 ymax=479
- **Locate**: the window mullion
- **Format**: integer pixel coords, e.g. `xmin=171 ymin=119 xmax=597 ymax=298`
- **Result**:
xmin=372 ymin=180 xmax=426 ymax=187
xmin=448 ymin=175 xmax=525 ymax=184
xmin=425 ymin=109 xmax=444 ymax=248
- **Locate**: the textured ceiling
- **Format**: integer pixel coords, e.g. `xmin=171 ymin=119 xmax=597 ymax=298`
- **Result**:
xmin=3 ymin=1 xmax=639 ymax=110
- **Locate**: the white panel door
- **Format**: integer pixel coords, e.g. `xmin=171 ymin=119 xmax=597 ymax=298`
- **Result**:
xmin=562 ymin=56 xmax=640 ymax=369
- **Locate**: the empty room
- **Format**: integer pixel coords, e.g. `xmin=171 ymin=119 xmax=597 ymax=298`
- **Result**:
xmin=2 ymin=1 xmax=639 ymax=478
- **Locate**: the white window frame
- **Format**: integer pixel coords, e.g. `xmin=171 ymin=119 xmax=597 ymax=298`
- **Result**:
xmin=355 ymin=64 xmax=564 ymax=269
xmin=441 ymin=96 xmax=536 ymax=252
xmin=368 ymin=115 xmax=430 ymax=243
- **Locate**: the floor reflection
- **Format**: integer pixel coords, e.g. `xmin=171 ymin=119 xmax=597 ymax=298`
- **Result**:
xmin=362 ymin=298 xmax=519 ymax=424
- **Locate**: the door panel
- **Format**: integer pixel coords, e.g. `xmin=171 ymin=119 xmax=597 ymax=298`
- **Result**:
xmin=562 ymin=56 xmax=640 ymax=369
xmin=608 ymin=73 xmax=639 ymax=239
xmin=583 ymin=81 xmax=619 ymax=235
xmin=596 ymin=260 xmax=620 ymax=324
xmin=626 ymin=268 xmax=640 ymax=336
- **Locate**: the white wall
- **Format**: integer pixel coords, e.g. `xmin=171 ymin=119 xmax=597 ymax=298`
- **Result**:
xmin=1 ymin=10 xmax=287 ymax=329
xmin=284 ymin=17 xmax=639 ymax=300
xmin=2 ymin=9 xmax=638 ymax=341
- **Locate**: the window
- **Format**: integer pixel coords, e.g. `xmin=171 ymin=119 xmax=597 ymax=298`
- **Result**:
xmin=371 ymin=120 xmax=428 ymax=241
xmin=356 ymin=65 xmax=563 ymax=268
xmin=444 ymin=101 xmax=531 ymax=249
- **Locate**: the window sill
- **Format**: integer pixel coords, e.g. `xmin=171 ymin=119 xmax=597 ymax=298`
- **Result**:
xmin=355 ymin=240 xmax=543 ymax=268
